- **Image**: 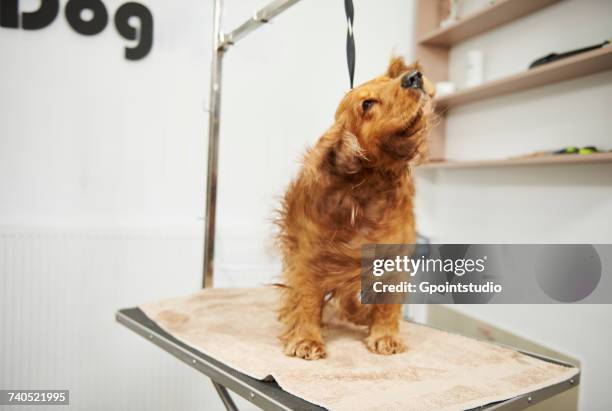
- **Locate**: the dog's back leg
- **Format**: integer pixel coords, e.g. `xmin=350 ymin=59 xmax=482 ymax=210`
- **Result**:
xmin=335 ymin=286 xmax=372 ymax=326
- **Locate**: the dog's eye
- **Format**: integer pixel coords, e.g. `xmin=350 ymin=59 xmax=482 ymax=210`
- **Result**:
xmin=362 ymin=99 xmax=376 ymax=113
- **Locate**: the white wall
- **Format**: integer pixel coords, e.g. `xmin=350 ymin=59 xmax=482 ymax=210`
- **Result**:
xmin=1 ymin=0 xmax=216 ymax=409
xmin=0 ymin=0 xmax=417 ymax=409
xmin=413 ymin=1 xmax=612 ymax=410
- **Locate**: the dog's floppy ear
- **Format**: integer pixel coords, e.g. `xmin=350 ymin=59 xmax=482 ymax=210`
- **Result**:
xmin=327 ymin=131 xmax=366 ymax=175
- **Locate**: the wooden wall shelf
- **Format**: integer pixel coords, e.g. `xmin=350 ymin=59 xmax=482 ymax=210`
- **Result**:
xmin=415 ymin=0 xmax=610 ymax=161
xmin=417 ymin=152 xmax=612 ymax=170
xmin=418 ymin=0 xmax=561 ymax=47
xmin=435 ymin=47 xmax=612 ymax=111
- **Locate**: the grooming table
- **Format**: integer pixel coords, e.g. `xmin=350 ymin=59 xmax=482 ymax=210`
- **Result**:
xmin=117 ymin=307 xmax=320 ymax=411
xmin=116 ymin=289 xmax=579 ymax=411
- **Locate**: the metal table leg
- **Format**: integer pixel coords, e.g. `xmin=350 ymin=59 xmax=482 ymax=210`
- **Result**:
xmin=212 ymin=380 xmax=239 ymax=411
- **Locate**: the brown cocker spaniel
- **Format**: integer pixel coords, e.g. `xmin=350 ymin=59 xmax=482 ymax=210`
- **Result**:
xmin=277 ymin=57 xmax=435 ymax=360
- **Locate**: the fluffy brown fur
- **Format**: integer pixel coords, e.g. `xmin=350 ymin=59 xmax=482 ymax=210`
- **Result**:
xmin=276 ymin=57 xmax=435 ymax=360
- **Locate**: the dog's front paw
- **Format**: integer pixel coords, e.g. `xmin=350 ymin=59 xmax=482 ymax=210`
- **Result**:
xmin=284 ymin=338 xmax=327 ymax=360
xmin=366 ymin=334 xmax=405 ymax=355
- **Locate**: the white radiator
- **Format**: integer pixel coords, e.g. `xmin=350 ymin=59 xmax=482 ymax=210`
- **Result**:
xmin=0 ymin=224 xmax=258 ymax=410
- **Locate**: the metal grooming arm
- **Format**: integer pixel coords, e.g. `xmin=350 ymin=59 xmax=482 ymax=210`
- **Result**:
xmin=202 ymin=0 xmax=301 ymax=288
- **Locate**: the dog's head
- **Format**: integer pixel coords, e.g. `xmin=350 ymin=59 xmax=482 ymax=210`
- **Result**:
xmin=326 ymin=57 xmax=435 ymax=174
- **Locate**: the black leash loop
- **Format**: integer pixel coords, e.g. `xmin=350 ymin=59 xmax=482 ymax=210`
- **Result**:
xmin=344 ymin=0 xmax=355 ymax=89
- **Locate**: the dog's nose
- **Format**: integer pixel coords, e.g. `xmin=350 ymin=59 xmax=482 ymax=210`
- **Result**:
xmin=401 ymin=71 xmax=423 ymax=90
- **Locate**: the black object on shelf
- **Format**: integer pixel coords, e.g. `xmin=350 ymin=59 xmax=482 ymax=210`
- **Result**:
xmin=553 ymin=146 xmax=608 ymax=155
xmin=528 ymin=40 xmax=610 ymax=69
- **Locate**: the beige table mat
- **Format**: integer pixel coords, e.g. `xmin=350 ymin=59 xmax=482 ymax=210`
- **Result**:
xmin=140 ymin=287 xmax=578 ymax=411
